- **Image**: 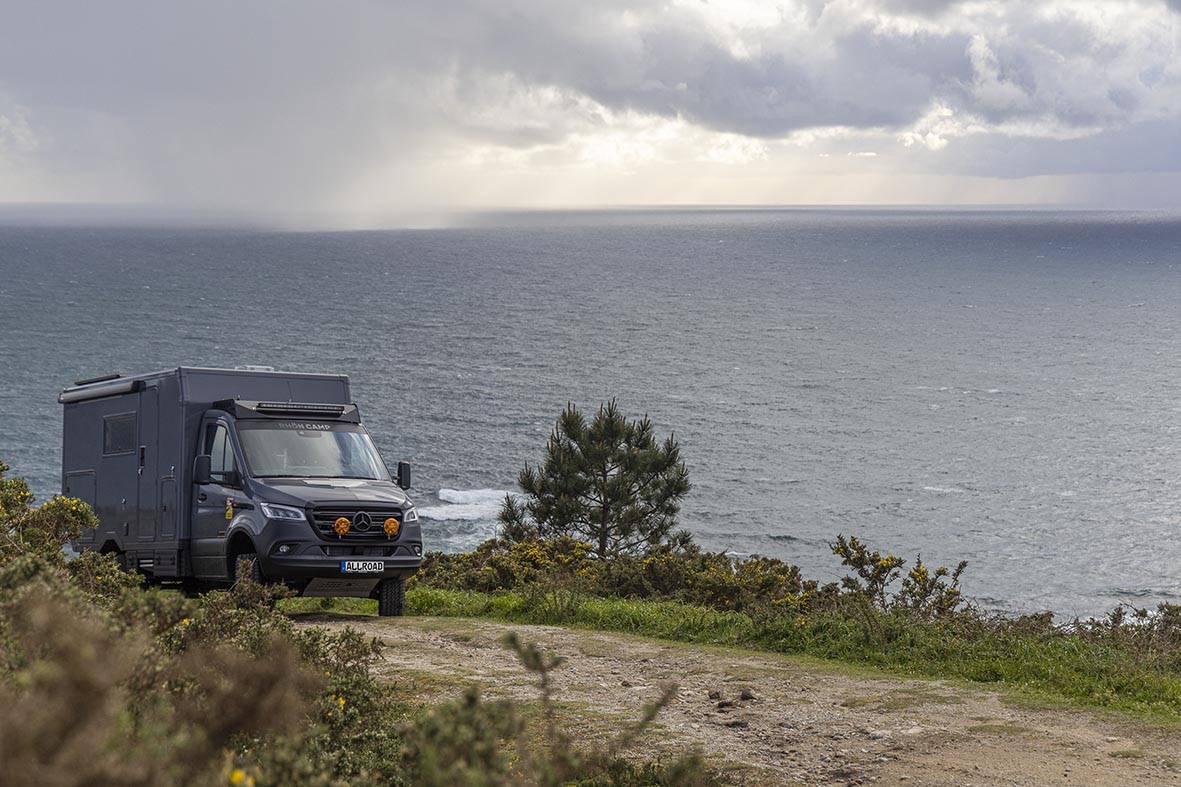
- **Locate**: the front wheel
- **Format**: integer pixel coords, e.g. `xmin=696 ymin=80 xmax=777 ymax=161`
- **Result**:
xmin=377 ymin=578 xmax=405 ymax=617
xmin=231 ymin=552 xmax=264 ymax=585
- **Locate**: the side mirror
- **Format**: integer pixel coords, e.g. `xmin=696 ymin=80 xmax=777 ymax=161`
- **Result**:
xmin=397 ymin=461 xmax=412 ymax=490
xmin=193 ymin=454 xmax=212 ymax=485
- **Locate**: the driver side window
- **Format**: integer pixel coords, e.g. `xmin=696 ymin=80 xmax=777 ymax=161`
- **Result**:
xmin=205 ymin=423 xmax=238 ymax=477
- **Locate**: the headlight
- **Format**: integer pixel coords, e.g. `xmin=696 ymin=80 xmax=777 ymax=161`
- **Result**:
xmin=259 ymin=502 xmax=306 ymax=521
xmin=402 ymin=505 xmax=419 ymax=523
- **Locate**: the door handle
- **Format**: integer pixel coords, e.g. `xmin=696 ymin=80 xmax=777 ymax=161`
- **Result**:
xmin=198 ymin=492 xmax=208 ymax=502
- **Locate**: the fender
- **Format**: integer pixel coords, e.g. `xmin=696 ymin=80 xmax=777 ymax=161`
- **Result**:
xmin=226 ymin=510 xmax=264 ymax=540
xmin=225 ymin=512 xmax=264 ymax=559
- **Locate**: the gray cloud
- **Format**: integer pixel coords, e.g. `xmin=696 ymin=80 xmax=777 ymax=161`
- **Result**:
xmin=870 ymin=0 xmax=967 ymax=15
xmin=0 ymin=0 xmax=1178 ymax=209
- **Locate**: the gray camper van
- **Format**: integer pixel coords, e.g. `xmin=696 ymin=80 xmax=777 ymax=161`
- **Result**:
xmin=59 ymin=366 xmax=422 ymax=616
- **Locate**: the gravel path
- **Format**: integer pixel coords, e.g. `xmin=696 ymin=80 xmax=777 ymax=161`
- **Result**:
xmin=298 ymin=614 xmax=1180 ymax=786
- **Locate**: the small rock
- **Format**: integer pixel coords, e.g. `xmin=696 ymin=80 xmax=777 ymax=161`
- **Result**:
xmin=723 ymin=718 xmax=749 ymax=728
xmin=869 ymin=730 xmax=891 ymax=740
xmin=740 ymin=687 xmax=756 ymax=701
xmin=621 ymin=680 xmax=631 ymax=687
xmin=708 ymin=689 xmax=722 ymax=700
xmin=717 ymin=700 xmax=736 ymax=710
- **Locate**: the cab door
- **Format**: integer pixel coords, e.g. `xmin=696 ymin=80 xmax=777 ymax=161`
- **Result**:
xmin=190 ymin=419 xmax=242 ymax=579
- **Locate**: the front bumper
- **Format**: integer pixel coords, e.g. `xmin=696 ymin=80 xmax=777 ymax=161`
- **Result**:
xmin=252 ymin=513 xmax=424 ymax=589
xmin=260 ymin=550 xmax=422 ymax=581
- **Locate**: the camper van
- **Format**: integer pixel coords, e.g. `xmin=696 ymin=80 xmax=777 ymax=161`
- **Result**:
xmin=59 ymin=366 xmax=422 ymax=616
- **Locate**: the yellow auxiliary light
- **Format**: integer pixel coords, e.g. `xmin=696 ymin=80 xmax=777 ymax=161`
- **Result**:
xmin=383 ymin=517 xmax=400 ymax=537
xmin=333 ymin=517 xmax=351 ymax=536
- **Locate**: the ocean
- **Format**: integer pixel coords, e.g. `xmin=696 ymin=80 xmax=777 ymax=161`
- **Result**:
xmin=1 ymin=208 xmax=1178 ymax=617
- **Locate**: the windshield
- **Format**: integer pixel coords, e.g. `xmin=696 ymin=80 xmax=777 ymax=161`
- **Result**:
xmin=237 ymin=421 xmax=389 ymax=480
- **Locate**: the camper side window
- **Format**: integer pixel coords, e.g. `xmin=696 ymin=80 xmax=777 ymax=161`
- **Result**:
xmin=205 ymin=424 xmax=238 ymax=478
xmin=103 ymin=414 xmax=136 ymax=455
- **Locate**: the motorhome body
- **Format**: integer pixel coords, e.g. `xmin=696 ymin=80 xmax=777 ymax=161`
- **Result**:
xmin=59 ymin=366 xmax=421 ymax=615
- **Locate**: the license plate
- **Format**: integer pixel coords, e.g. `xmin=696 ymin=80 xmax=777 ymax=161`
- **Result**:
xmin=340 ymin=560 xmax=384 ymax=573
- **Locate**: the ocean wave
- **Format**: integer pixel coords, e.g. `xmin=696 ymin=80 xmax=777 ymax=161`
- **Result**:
xmin=765 ymin=533 xmax=821 ymax=545
xmin=418 ymin=488 xmax=514 ymax=522
xmin=437 ymin=488 xmax=510 ymax=505
xmin=922 ymin=485 xmax=968 ymax=494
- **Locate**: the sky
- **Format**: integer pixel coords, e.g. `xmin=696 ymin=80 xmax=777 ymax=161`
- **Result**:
xmin=1 ymin=0 xmax=1180 ymax=219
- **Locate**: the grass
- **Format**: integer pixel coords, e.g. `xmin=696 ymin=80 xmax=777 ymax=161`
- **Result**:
xmin=399 ymin=587 xmax=1181 ymax=722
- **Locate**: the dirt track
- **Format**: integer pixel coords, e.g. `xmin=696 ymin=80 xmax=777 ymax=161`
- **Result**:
xmin=299 ymin=614 xmax=1180 ymax=786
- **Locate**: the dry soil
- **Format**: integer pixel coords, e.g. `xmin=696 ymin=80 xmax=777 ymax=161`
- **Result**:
xmin=299 ymin=614 xmax=1181 ymax=786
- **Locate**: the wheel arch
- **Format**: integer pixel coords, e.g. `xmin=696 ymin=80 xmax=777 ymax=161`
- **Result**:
xmin=226 ymin=529 xmax=258 ymax=575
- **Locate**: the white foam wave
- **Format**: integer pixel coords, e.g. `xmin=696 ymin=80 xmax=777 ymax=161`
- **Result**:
xmin=419 ymin=488 xmax=515 ymax=522
xmin=438 ymin=488 xmax=510 ymax=505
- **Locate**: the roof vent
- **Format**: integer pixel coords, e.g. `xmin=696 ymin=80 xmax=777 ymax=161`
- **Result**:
xmin=234 ymin=365 xmax=276 ymax=372
xmin=73 ymin=372 xmax=123 ymax=386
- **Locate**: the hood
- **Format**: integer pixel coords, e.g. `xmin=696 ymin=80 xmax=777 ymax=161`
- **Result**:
xmin=250 ymin=477 xmax=410 ymax=508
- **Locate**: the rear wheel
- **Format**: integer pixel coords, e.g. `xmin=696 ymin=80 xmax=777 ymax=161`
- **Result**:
xmin=377 ymin=577 xmax=405 ymax=617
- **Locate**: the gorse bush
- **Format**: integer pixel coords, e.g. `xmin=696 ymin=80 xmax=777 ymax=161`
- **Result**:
xmin=417 ymin=533 xmax=974 ymax=621
xmin=417 ymin=532 xmax=820 ymax=614
xmin=0 ymin=460 xmax=714 ymax=786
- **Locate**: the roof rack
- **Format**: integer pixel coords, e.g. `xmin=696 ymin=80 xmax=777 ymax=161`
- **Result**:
xmin=212 ymin=399 xmax=360 ymax=422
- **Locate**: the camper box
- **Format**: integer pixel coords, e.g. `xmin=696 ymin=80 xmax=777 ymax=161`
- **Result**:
xmin=60 ymin=367 xmax=351 ymax=576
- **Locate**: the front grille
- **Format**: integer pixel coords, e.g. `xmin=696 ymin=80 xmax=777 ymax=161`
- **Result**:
xmin=310 ymin=506 xmax=405 ymax=541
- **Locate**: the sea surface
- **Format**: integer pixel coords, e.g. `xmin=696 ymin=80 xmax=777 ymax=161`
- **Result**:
xmin=1 ymin=208 xmax=1179 ymax=618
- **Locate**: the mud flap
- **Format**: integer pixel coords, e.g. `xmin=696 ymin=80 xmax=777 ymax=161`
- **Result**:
xmin=302 ymin=577 xmax=381 ymax=598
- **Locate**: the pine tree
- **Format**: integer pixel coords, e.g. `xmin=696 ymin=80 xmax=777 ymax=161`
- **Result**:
xmin=499 ymin=401 xmax=690 ymax=557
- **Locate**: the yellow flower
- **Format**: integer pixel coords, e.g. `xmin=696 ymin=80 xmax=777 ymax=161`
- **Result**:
xmin=229 ymin=768 xmax=247 ymax=785
xmin=337 ymin=696 xmax=346 ymax=709
xmin=180 ymin=618 xmax=191 ymax=627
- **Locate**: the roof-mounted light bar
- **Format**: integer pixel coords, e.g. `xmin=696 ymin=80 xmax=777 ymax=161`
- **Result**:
xmin=255 ymin=402 xmax=348 ymax=416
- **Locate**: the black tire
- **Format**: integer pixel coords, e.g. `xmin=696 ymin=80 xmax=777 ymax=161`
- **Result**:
xmin=377 ymin=578 xmax=406 ymax=617
xmin=232 ymin=552 xmax=264 ymax=585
